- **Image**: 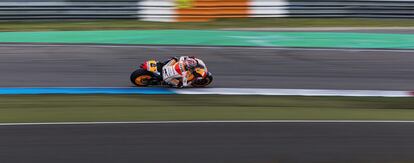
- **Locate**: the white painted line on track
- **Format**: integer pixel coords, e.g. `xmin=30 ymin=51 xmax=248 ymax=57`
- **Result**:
xmin=2 ymin=120 xmax=414 ymax=126
xmin=1 ymin=43 xmax=414 ymax=53
xmin=175 ymin=88 xmax=413 ymax=97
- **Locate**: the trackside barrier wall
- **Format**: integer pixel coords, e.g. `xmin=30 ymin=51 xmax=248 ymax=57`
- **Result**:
xmin=0 ymin=0 xmax=140 ymax=20
xmin=140 ymin=0 xmax=288 ymax=22
xmin=0 ymin=0 xmax=414 ymax=21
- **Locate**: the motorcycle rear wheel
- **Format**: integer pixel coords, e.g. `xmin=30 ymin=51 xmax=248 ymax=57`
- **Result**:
xmin=130 ymin=69 xmax=154 ymax=87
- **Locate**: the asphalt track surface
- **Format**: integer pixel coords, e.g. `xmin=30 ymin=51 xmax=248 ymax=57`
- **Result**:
xmin=0 ymin=43 xmax=413 ymax=90
xmin=1 ymin=43 xmax=414 ymax=163
xmin=1 ymin=122 xmax=414 ymax=163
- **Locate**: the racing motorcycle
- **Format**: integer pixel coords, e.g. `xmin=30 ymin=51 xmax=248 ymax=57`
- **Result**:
xmin=130 ymin=58 xmax=213 ymax=87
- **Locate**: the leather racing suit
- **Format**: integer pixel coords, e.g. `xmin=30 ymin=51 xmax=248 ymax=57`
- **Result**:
xmin=162 ymin=56 xmax=197 ymax=87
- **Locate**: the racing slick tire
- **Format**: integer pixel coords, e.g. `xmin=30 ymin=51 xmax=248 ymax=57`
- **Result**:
xmin=130 ymin=69 xmax=154 ymax=87
xmin=192 ymin=73 xmax=213 ymax=88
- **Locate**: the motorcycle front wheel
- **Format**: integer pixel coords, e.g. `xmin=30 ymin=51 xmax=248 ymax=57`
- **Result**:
xmin=192 ymin=73 xmax=213 ymax=88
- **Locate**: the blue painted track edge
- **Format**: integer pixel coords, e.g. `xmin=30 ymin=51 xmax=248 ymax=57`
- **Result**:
xmin=0 ymin=87 xmax=176 ymax=95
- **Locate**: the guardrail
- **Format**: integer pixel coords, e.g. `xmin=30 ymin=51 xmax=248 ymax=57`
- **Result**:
xmin=289 ymin=0 xmax=414 ymax=18
xmin=0 ymin=0 xmax=140 ymax=20
xmin=0 ymin=0 xmax=413 ymax=22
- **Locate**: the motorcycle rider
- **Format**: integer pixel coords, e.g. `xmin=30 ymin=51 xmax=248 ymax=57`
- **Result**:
xmin=162 ymin=56 xmax=198 ymax=88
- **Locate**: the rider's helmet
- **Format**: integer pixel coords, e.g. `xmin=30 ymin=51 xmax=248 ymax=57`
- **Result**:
xmin=184 ymin=58 xmax=197 ymax=70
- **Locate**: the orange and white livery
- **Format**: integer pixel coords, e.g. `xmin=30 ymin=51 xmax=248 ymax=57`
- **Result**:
xmin=162 ymin=56 xmax=198 ymax=87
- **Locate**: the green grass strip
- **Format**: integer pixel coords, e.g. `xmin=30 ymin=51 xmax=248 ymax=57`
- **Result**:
xmin=0 ymin=95 xmax=414 ymax=123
